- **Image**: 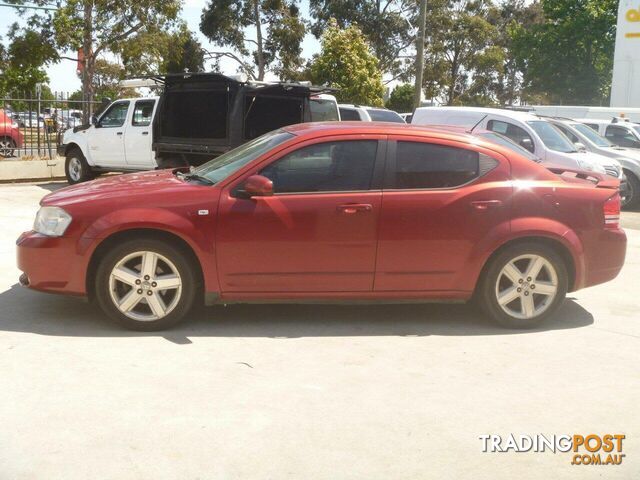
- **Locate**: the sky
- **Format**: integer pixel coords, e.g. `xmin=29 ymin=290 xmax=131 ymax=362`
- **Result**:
xmin=0 ymin=0 xmax=322 ymax=93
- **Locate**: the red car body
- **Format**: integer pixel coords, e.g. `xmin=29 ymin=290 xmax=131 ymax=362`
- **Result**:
xmin=0 ymin=109 xmax=24 ymax=155
xmin=17 ymin=122 xmax=626 ymax=326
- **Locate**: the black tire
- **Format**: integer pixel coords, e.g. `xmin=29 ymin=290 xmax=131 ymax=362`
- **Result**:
xmin=621 ymin=170 xmax=640 ymax=211
xmin=477 ymin=242 xmax=568 ymax=329
xmin=94 ymin=238 xmax=200 ymax=331
xmin=0 ymin=137 xmax=16 ymax=157
xmin=65 ymin=148 xmax=93 ymax=184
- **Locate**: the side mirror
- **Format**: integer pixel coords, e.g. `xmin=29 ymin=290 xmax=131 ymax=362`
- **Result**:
xmin=575 ymin=142 xmax=587 ymax=152
xmin=90 ymin=115 xmax=98 ymax=126
xmin=519 ymin=138 xmax=534 ymax=153
xmin=241 ymin=174 xmax=273 ymax=198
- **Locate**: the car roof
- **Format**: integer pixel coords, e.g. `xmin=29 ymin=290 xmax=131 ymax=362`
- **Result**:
xmin=413 ymin=106 xmax=540 ymax=122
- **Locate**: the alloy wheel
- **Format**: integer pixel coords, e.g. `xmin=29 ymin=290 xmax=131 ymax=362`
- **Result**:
xmin=108 ymin=251 xmax=183 ymax=321
xmin=495 ymin=254 xmax=558 ymax=320
xmin=68 ymin=157 xmax=82 ymax=181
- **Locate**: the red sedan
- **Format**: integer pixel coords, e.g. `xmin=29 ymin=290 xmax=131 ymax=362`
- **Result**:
xmin=17 ymin=122 xmax=626 ymax=330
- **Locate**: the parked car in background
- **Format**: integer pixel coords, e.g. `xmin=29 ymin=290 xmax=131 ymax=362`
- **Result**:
xmin=58 ymin=73 xmax=332 ymax=184
xmin=338 ymin=104 xmax=405 ymax=123
xmin=411 ymin=107 xmax=622 ymax=182
xmin=13 ymin=112 xmax=44 ymax=129
xmin=310 ymin=94 xmax=340 ymax=121
xmin=18 ymin=123 xmax=626 ymax=331
xmin=0 ymin=108 xmax=24 ymax=157
xmin=547 ymin=117 xmax=640 ymax=209
xmin=576 ymin=118 xmax=640 ymax=149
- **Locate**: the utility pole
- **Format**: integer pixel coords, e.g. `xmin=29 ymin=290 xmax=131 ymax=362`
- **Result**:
xmin=413 ymin=0 xmax=427 ymax=110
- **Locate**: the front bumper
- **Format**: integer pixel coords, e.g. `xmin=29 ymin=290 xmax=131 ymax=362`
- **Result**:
xmin=16 ymin=231 xmax=88 ymax=296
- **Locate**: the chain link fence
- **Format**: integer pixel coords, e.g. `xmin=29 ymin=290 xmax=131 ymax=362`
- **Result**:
xmin=1 ymin=92 xmax=102 ymax=160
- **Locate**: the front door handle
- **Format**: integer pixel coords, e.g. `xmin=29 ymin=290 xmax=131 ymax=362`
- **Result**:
xmin=116 ymin=132 xmax=123 ymax=136
xmin=470 ymin=200 xmax=503 ymax=210
xmin=337 ymin=203 xmax=373 ymax=214
xmin=141 ymin=131 xmax=149 ymax=135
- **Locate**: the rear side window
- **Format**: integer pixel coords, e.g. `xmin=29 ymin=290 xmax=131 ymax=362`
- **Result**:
xmin=389 ymin=141 xmax=496 ymax=189
xmin=339 ymin=108 xmax=361 ymax=121
xmin=132 ymin=100 xmax=155 ymax=126
xmin=244 ymin=95 xmax=303 ymax=140
xmin=260 ymin=140 xmax=378 ymax=193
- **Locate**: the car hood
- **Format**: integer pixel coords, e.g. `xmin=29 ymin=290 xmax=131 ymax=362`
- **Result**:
xmin=610 ymin=146 xmax=640 ymax=162
xmin=42 ymin=169 xmax=192 ymax=207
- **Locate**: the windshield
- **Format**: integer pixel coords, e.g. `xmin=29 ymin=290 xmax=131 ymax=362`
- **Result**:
xmin=527 ymin=120 xmax=577 ymax=153
xmin=310 ymin=98 xmax=340 ymax=121
xmin=194 ymin=130 xmax=294 ymax=183
xmin=570 ymin=122 xmax=612 ymax=147
xmin=366 ymin=109 xmax=405 ymax=123
xmin=478 ymin=132 xmax=540 ymax=161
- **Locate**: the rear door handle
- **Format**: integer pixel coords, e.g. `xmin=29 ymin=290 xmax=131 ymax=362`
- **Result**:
xmin=337 ymin=203 xmax=373 ymax=214
xmin=470 ymin=200 xmax=503 ymax=210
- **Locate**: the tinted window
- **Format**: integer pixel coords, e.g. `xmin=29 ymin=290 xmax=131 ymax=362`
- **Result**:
xmin=478 ymin=132 xmax=539 ymax=161
xmin=98 ymin=102 xmax=129 ymax=128
xmin=487 ymin=120 xmax=534 ymax=152
xmin=555 ymin=124 xmax=580 ymax=144
xmin=260 ymin=140 xmax=378 ymax=193
xmin=339 ymin=108 xmax=362 ymax=121
xmin=527 ymin=120 xmax=576 ymax=153
xmin=132 ymin=100 xmax=155 ymax=126
xmin=367 ymin=109 xmax=405 ymax=123
xmin=391 ymin=142 xmax=481 ymax=189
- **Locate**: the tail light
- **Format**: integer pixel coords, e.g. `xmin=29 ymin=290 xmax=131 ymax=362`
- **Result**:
xmin=603 ymin=193 xmax=621 ymax=229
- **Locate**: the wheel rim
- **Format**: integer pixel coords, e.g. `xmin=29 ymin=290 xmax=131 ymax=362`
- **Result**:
xmin=495 ymin=254 xmax=558 ymax=320
xmin=0 ymin=139 xmax=12 ymax=156
xmin=621 ymin=180 xmax=634 ymax=207
xmin=68 ymin=157 xmax=82 ymax=181
xmin=108 ymin=251 xmax=182 ymax=322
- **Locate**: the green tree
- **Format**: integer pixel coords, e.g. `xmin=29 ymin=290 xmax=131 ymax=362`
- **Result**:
xmin=385 ymin=84 xmax=414 ymax=112
xmin=200 ymin=0 xmax=306 ymax=80
xmin=310 ymin=21 xmax=384 ymax=106
xmin=309 ymin=0 xmax=415 ymax=77
xmin=511 ymin=0 xmax=617 ymax=105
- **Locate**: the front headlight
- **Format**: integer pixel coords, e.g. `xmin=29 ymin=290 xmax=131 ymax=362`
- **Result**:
xmin=33 ymin=207 xmax=72 ymax=237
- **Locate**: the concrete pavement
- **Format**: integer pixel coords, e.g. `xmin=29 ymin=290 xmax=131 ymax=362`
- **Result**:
xmin=0 ymin=182 xmax=638 ymax=479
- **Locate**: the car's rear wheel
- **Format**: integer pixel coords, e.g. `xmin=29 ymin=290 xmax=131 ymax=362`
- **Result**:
xmin=95 ymin=238 xmax=199 ymax=331
xmin=621 ymin=170 xmax=640 ymax=210
xmin=0 ymin=137 xmax=16 ymax=157
xmin=65 ymin=148 xmax=93 ymax=184
xmin=478 ymin=242 xmax=568 ymax=329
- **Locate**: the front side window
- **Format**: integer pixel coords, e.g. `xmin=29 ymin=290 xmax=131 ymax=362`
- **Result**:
xmin=527 ymin=120 xmax=576 ymax=153
xmin=487 ymin=120 xmax=534 ymax=152
xmin=390 ymin=141 xmax=485 ymax=189
xmin=132 ymin=100 xmax=155 ymax=126
xmin=478 ymin=132 xmax=539 ymax=162
xmin=555 ymin=124 xmax=580 ymax=144
xmin=339 ymin=108 xmax=361 ymax=121
xmin=98 ymin=102 xmax=130 ymax=128
xmin=260 ymin=140 xmax=378 ymax=193
xmin=571 ymin=123 xmax=611 ymax=147
xmin=606 ymin=125 xmax=636 ymax=142
xmin=633 ymin=125 xmax=640 ymax=136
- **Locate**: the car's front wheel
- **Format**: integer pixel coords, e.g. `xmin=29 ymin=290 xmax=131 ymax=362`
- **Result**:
xmin=478 ymin=242 xmax=568 ymax=329
xmin=65 ymin=148 xmax=93 ymax=184
xmin=95 ymin=238 xmax=199 ymax=331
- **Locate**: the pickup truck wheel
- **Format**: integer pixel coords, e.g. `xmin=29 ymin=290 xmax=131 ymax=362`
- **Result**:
xmin=94 ymin=238 xmax=198 ymax=331
xmin=0 ymin=137 xmax=16 ymax=157
xmin=621 ymin=170 xmax=640 ymax=210
xmin=65 ymin=148 xmax=93 ymax=184
xmin=478 ymin=242 xmax=568 ymax=329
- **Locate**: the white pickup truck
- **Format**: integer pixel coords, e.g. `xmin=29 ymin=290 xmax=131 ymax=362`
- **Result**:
xmin=58 ymin=73 xmax=340 ymax=184
xmin=59 ymin=97 xmax=159 ymax=183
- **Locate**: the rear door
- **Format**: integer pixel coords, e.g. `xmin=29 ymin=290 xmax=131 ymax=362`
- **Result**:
xmin=374 ymin=136 xmax=512 ymax=293
xmin=124 ymin=99 xmax=157 ymax=167
xmin=217 ymin=136 xmax=386 ymax=293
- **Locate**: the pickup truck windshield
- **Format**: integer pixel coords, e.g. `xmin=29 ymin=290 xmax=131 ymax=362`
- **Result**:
xmin=527 ymin=120 xmax=577 ymax=153
xmin=194 ymin=130 xmax=294 ymax=184
xmin=570 ymin=122 xmax=612 ymax=147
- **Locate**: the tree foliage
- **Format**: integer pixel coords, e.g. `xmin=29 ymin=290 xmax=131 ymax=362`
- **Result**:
xmin=200 ymin=0 xmax=306 ymax=80
xmin=510 ymin=0 xmax=618 ymax=105
xmin=385 ymin=84 xmax=414 ymax=112
xmin=309 ymin=0 xmax=415 ymax=77
xmin=310 ymin=21 xmax=384 ymax=106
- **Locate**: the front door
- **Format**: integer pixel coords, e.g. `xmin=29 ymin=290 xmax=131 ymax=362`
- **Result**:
xmin=374 ymin=137 xmax=512 ymax=293
xmin=217 ymin=137 xmax=385 ymax=293
xmin=88 ymin=101 xmax=129 ymax=166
